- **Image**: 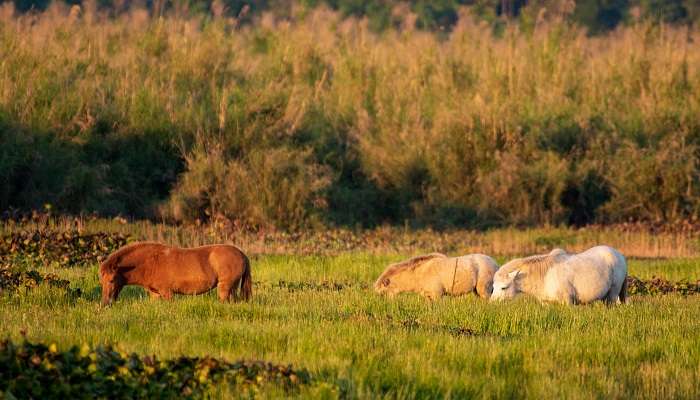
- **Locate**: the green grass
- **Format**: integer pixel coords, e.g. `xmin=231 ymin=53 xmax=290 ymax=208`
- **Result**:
xmin=628 ymin=258 xmax=700 ymax=281
xmin=2 ymin=254 xmax=700 ymax=398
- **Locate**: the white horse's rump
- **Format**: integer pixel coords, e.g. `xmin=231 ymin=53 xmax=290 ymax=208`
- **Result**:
xmin=491 ymin=246 xmax=627 ymax=305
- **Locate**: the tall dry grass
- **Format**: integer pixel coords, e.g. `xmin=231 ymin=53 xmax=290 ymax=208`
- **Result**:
xmin=1 ymin=3 xmax=699 ymax=228
xmin=3 ymin=215 xmax=698 ymax=258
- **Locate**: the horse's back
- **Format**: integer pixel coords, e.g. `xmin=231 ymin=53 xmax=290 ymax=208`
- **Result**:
xmin=201 ymin=245 xmax=248 ymax=275
xmin=579 ymin=246 xmax=625 ymax=266
xmin=450 ymin=254 xmax=497 ymax=272
xmin=472 ymin=254 xmax=499 ymax=274
xmin=161 ymin=244 xmax=247 ymax=281
xmin=577 ymin=245 xmax=627 ymax=281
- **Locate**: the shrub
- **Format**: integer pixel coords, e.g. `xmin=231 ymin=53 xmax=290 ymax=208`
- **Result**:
xmin=162 ymin=144 xmax=330 ymax=230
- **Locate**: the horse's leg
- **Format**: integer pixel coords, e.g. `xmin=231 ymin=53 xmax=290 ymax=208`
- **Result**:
xmin=475 ymin=278 xmax=491 ymax=299
xmin=148 ymin=289 xmax=161 ymax=300
xmin=618 ymin=276 xmax=628 ymax=304
xmin=604 ymin=282 xmax=622 ymax=305
xmin=556 ymin=283 xmax=576 ymax=305
xmin=160 ymin=290 xmax=173 ymax=300
xmin=421 ymin=282 xmax=444 ymax=300
xmin=423 ymin=290 xmax=442 ymax=301
xmin=217 ymin=281 xmax=234 ymax=303
xmin=556 ymin=291 xmax=575 ymax=305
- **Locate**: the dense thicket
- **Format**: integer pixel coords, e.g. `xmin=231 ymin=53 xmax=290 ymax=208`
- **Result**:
xmin=1 ymin=4 xmax=699 ymax=229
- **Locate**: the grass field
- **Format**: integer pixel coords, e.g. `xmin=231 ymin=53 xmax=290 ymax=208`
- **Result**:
xmin=2 ymin=244 xmax=700 ymax=398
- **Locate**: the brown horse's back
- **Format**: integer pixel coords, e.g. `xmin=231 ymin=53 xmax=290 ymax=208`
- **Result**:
xmin=206 ymin=245 xmax=246 ymax=278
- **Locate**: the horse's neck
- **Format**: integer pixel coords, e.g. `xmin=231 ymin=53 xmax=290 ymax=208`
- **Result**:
xmin=396 ymin=269 xmax=423 ymax=292
xmin=518 ymin=265 xmax=546 ymax=296
xmin=520 ymin=276 xmax=543 ymax=296
xmin=120 ymin=250 xmax=154 ymax=284
xmin=120 ymin=266 xmax=141 ymax=286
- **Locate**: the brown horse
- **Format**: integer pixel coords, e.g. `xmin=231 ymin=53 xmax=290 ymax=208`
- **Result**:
xmin=99 ymin=242 xmax=252 ymax=306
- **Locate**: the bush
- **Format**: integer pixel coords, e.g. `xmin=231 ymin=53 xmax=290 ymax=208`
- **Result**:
xmin=601 ymin=138 xmax=700 ymax=223
xmin=162 ymin=145 xmax=330 ymax=230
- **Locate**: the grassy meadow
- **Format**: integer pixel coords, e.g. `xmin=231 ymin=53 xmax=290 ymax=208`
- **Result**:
xmin=2 ymin=220 xmax=700 ymax=398
xmin=2 ymin=2 xmax=700 ymax=397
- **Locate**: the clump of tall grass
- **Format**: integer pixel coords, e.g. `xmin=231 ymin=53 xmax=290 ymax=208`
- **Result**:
xmin=161 ymin=141 xmax=330 ymax=229
xmin=0 ymin=3 xmax=699 ymax=229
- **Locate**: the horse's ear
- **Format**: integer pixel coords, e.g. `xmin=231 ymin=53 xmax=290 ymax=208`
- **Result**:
xmin=550 ymin=248 xmax=567 ymax=257
xmin=100 ymin=260 xmax=116 ymax=274
xmin=508 ymin=270 xmax=520 ymax=279
xmin=101 ymin=257 xmax=134 ymax=274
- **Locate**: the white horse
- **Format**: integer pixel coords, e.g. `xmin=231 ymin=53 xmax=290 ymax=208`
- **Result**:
xmin=374 ymin=253 xmax=499 ymax=300
xmin=490 ymin=246 xmax=627 ymax=305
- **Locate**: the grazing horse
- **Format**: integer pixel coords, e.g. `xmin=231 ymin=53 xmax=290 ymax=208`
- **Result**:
xmin=374 ymin=253 xmax=499 ymax=300
xmin=490 ymin=246 xmax=627 ymax=305
xmin=99 ymin=242 xmax=252 ymax=306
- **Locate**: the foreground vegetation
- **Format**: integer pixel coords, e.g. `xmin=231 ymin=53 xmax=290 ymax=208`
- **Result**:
xmin=0 ymin=338 xmax=312 ymax=398
xmin=2 ymin=253 xmax=700 ymax=398
xmin=1 ymin=220 xmax=700 ymax=398
xmin=2 ymin=4 xmax=700 ymax=229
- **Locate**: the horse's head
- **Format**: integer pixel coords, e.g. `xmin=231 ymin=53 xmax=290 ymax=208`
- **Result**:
xmin=490 ymin=269 xmax=521 ymax=301
xmin=375 ymin=254 xmax=444 ymax=297
xmin=374 ymin=270 xmax=412 ymax=297
xmin=99 ymin=258 xmax=132 ymax=306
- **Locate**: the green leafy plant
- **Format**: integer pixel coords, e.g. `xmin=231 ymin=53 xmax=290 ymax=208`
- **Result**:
xmin=267 ymin=279 xmax=358 ymax=292
xmin=626 ymin=275 xmax=700 ymax=296
xmin=0 ymin=230 xmax=132 ymax=268
xmin=0 ymin=339 xmax=312 ymax=399
xmin=0 ymin=268 xmax=81 ymax=298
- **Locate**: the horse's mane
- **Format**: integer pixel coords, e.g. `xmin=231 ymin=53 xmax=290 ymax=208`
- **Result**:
xmin=499 ymin=249 xmax=568 ymax=281
xmin=377 ymin=253 xmax=447 ymax=280
xmin=101 ymin=241 xmax=165 ymax=270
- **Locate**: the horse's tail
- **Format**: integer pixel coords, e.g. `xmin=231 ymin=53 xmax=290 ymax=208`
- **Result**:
xmin=475 ymin=256 xmax=499 ymax=299
xmin=619 ymin=275 xmax=628 ymax=304
xmin=239 ymin=254 xmax=252 ymax=301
